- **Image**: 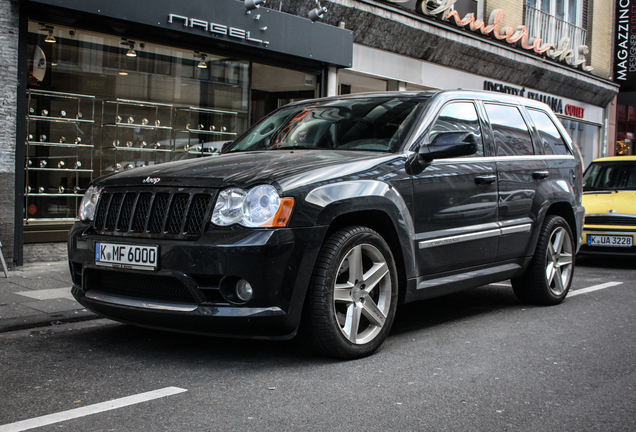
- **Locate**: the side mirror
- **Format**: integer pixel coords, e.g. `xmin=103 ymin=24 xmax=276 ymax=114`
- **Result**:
xmin=419 ymin=132 xmax=478 ymax=161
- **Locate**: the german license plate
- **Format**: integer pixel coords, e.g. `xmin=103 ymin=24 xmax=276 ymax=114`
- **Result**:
xmin=95 ymin=243 xmax=158 ymax=270
xmin=587 ymin=235 xmax=633 ymax=248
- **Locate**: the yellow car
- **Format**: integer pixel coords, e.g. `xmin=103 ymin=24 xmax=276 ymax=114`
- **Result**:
xmin=579 ymin=156 xmax=636 ymax=256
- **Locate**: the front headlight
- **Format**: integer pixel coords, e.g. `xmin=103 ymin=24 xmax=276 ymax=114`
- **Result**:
xmin=78 ymin=185 xmax=101 ymax=221
xmin=212 ymin=184 xmax=294 ymax=227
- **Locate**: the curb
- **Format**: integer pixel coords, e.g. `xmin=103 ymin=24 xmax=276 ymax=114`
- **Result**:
xmin=0 ymin=310 xmax=102 ymax=334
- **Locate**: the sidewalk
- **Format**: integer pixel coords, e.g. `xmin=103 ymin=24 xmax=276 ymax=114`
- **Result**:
xmin=0 ymin=261 xmax=99 ymax=333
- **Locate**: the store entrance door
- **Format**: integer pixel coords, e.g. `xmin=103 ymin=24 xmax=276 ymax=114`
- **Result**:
xmin=251 ymin=63 xmax=318 ymax=124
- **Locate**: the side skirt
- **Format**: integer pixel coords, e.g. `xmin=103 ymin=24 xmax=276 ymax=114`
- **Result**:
xmin=403 ymin=258 xmax=531 ymax=303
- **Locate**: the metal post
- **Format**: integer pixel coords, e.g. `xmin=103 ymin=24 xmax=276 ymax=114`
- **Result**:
xmin=0 ymin=240 xmax=9 ymax=278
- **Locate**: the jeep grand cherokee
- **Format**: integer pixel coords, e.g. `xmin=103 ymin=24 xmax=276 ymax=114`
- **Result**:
xmin=68 ymin=90 xmax=584 ymax=358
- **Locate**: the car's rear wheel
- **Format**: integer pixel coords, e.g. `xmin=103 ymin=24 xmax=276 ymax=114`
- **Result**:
xmin=301 ymin=226 xmax=398 ymax=359
xmin=512 ymin=215 xmax=574 ymax=305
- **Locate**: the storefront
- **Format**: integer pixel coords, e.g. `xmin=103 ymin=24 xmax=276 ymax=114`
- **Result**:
xmin=4 ymin=0 xmax=352 ymax=264
xmin=338 ymin=44 xmax=606 ymax=168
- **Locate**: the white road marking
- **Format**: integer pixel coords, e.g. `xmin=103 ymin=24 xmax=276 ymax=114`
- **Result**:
xmin=14 ymin=288 xmax=74 ymax=301
xmin=0 ymin=387 xmax=187 ymax=432
xmin=568 ymin=281 xmax=624 ymax=297
xmin=489 ymin=282 xmax=511 ymax=287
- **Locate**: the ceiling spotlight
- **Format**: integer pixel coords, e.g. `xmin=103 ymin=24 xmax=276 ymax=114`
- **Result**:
xmin=195 ymin=52 xmax=208 ymax=69
xmin=45 ymin=29 xmax=56 ymax=43
xmin=245 ymin=0 xmax=265 ymax=12
xmin=39 ymin=24 xmax=56 ymax=43
xmin=308 ymin=0 xmax=327 ymax=22
xmin=122 ymin=39 xmax=137 ymax=57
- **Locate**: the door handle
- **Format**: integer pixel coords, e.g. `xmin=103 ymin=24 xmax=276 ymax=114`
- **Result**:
xmin=532 ymin=171 xmax=549 ymax=179
xmin=474 ymin=175 xmax=497 ymax=185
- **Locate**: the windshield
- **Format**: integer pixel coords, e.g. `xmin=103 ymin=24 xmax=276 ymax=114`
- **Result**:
xmin=583 ymin=161 xmax=636 ymax=191
xmin=227 ymin=96 xmax=423 ymax=153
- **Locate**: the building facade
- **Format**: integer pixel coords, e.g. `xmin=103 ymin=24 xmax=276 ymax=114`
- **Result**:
xmin=0 ymin=0 xmax=618 ymax=266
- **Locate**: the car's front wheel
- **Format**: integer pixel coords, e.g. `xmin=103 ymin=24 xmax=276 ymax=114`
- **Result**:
xmin=512 ymin=215 xmax=574 ymax=305
xmin=301 ymin=226 xmax=398 ymax=359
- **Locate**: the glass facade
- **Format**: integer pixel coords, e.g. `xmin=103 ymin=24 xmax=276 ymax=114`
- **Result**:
xmin=24 ymin=21 xmax=317 ymax=240
xmin=616 ymin=104 xmax=636 ymax=157
xmin=559 ymin=117 xmax=601 ymax=168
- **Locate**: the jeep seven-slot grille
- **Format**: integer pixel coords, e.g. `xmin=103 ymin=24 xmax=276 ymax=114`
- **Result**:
xmin=93 ymin=188 xmax=215 ymax=238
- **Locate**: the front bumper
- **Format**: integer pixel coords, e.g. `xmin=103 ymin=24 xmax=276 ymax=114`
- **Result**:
xmin=68 ymin=222 xmax=327 ymax=338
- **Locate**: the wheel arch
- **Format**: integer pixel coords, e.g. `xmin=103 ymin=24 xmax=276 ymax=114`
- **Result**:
xmin=545 ymin=202 xmax=578 ymax=241
xmin=325 ymin=209 xmax=410 ymax=304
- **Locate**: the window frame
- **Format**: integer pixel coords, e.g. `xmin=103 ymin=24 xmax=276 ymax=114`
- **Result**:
xmin=483 ymin=102 xmax=536 ymax=157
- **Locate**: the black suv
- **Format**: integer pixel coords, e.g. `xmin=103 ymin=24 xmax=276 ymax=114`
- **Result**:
xmin=69 ymin=90 xmax=584 ymax=358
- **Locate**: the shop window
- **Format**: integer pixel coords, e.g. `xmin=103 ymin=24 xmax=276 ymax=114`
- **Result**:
xmin=484 ymin=104 xmax=534 ymax=156
xmin=618 ymin=104 xmax=627 ymax=121
xmin=250 ymin=63 xmax=318 ymax=124
xmin=337 ymin=70 xmax=387 ymax=95
xmin=560 ymin=118 xmax=600 ymax=166
xmin=614 ymin=103 xmax=636 ymax=157
xmin=25 ymin=20 xmax=251 ymax=241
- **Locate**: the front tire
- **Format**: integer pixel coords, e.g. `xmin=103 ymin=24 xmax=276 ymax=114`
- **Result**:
xmin=512 ymin=215 xmax=575 ymax=305
xmin=301 ymin=226 xmax=398 ymax=359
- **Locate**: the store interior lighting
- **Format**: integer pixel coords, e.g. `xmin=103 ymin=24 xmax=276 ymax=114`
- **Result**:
xmin=195 ymin=52 xmax=208 ymax=69
xmin=45 ymin=29 xmax=56 ymax=43
xmin=39 ymin=24 xmax=56 ymax=43
xmin=122 ymin=39 xmax=137 ymax=57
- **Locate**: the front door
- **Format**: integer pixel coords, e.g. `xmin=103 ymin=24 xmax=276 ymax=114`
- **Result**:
xmin=412 ymin=101 xmax=499 ymax=275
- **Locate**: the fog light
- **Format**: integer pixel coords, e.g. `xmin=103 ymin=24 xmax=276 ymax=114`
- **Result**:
xmin=235 ymin=279 xmax=253 ymax=302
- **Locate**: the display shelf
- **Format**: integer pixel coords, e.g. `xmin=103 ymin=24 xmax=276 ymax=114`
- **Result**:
xmin=25 ymin=89 xmax=95 ymax=224
xmin=25 ymin=168 xmax=93 ymax=173
xmin=26 ymin=141 xmax=94 ymax=149
xmin=27 ymin=115 xmax=94 ymax=124
xmin=25 ymin=218 xmax=78 ymax=223
xmin=174 ymin=129 xmax=237 ymax=136
xmin=26 ymin=193 xmax=84 ymax=197
xmin=173 ymin=106 xmax=239 ymax=159
xmin=101 ymin=99 xmax=174 ymax=175
xmin=104 ymin=146 xmax=172 ymax=153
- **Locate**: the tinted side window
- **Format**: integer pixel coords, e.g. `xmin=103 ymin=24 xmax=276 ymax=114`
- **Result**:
xmin=527 ymin=109 xmax=570 ymax=155
xmin=484 ymin=104 xmax=534 ymax=156
xmin=428 ymin=102 xmax=483 ymax=157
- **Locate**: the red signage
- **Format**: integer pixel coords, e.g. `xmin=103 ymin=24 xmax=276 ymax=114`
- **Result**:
xmin=564 ymin=104 xmax=585 ymax=118
xmin=28 ymin=204 xmax=37 ymax=215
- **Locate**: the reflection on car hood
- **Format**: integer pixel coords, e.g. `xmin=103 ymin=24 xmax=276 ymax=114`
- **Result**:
xmin=92 ymin=150 xmax=399 ymax=191
xmin=583 ymin=190 xmax=636 ymax=216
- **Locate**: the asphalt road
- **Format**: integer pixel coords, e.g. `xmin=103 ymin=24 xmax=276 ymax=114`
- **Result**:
xmin=1 ymin=256 xmax=635 ymax=431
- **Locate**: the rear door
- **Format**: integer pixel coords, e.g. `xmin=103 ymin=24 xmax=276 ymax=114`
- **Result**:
xmin=482 ymin=103 xmax=548 ymax=261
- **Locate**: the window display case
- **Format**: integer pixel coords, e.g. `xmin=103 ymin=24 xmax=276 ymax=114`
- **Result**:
xmin=24 ymin=89 xmax=95 ymax=223
xmin=100 ymin=99 xmax=174 ymax=174
xmin=173 ymin=106 xmax=238 ymax=159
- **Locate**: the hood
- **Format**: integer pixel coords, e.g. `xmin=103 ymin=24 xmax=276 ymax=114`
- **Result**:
xmin=93 ymin=150 xmax=400 ymax=192
xmin=582 ymin=190 xmax=636 ymax=216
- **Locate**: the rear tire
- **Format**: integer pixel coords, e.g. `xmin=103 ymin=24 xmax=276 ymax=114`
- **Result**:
xmin=512 ymin=215 xmax=574 ymax=305
xmin=300 ymin=226 xmax=398 ymax=359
